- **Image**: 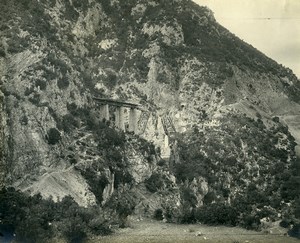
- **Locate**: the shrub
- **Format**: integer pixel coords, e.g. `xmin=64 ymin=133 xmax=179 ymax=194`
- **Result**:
xmin=19 ymin=115 xmax=28 ymax=125
xmin=96 ymin=125 xmax=126 ymax=149
xmin=179 ymin=206 xmax=196 ymax=224
xmin=61 ymin=215 xmax=87 ymax=243
xmin=0 ymin=189 xmax=54 ymax=243
xmin=88 ymin=218 xmax=112 ymax=236
xmin=145 ymin=173 xmax=164 ymax=193
xmin=35 ymin=79 xmax=47 ymax=90
xmin=294 ymin=197 xmax=300 ymax=219
xmin=40 ymin=66 xmax=57 ymax=81
xmin=64 ymin=0 xmax=79 ymax=20
xmin=239 ymin=213 xmax=261 ymax=230
xmin=114 ymin=170 xmax=133 ymax=188
xmin=57 ymin=77 xmax=70 ymax=89
xmin=61 ymin=114 xmax=79 ymax=133
xmin=194 ymin=203 xmax=238 ymax=226
xmin=182 ymin=188 xmax=197 ymax=207
xmin=116 ymin=201 xmax=135 ymax=228
xmin=157 ymin=159 xmax=166 ymax=166
xmin=203 ymin=191 xmax=217 ymax=204
xmin=15 ymin=209 xmax=54 ymax=243
xmin=281 ymin=176 xmax=300 ymax=201
xmin=162 ymin=205 xmax=182 ymax=223
xmin=107 ymin=191 xmax=136 ymax=228
xmin=0 ymin=187 xmax=27 ymax=227
xmin=0 ymin=188 xmax=114 ymax=242
xmin=46 ymin=128 xmax=61 ymax=145
xmin=103 ymin=71 xmax=118 ymax=89
xmin=153 ymin=209 xmax=164 ymax=220
xmin=28 ymin=93 xmax=40 ymax=105
xmin=272 ymin=116 xmax=280 ymax=123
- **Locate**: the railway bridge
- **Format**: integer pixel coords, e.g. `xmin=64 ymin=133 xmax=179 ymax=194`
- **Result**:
xmin=93 ymin=97 xmax=177 ymax=159
xmin=93 ymin=97 xmax=148 ymax=134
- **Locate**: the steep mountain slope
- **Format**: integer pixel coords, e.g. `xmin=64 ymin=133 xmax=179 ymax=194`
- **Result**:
xmin=0 ymin=0 xmax=300 ymax=235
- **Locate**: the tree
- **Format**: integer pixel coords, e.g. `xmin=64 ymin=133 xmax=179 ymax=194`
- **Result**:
xmin=46 ymin=128 xmax=61 ymax=145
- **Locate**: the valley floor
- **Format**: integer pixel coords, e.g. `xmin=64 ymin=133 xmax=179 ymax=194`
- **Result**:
xmin=91 ymin=218 xmax=298 ymax=243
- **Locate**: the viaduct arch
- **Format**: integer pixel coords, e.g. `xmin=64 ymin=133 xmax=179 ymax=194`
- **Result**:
xmin=93 ymin=97 xmax=177 ymax=158
xmin=93 ymin=97 xmax=144 ymax=134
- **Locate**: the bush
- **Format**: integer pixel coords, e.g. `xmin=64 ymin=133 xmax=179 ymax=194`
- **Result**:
xmin=117 ymin=201 xmax=134 ymax=228
xmin=0 ymin=188 xmax=113 ymax=242
xmin=179 ymin=207 xmax=196 ymax=224
xmin=145 ymin=173 xmax=164 ymax=193
xmin=20 ymin=115 xmax=28 ymax=125
xmin=194 ymin=203 xmax=238 ymax=226
xmin=162 ymin=205 xmax=182 ymax=223
xmin=157 ymin=159 xmax=166 ymax=166
xmin=103 ymin=71 xmax=118 ymax=89
xmin=203 ymin=191 xmax=217 ymax=204
xmin=35 ymin=79 xmax=47 ymax=90
xmin=153 ymin=209 xmax=164 ymax=220
xmin=239 ymin=213 xmax=261 ymax=230
xmin=46 ymin=128 xmax=61 ymax=145
xmin=28 ymin=93 xmax=40 ymax=105
xmin=0 ymin=187 xmax=27 ymax=227
xmin=182 ymin=188 xmax=197 ymax=208
xmin=15 ymin=210 xmax=54 ymax=243
xmin=57 ymin=77 xmax=70 ymax=89
xmin=61 ymin=215 xmax=87 ymax=243
xmin=114 ymin=170 xmax=133 ymax=188
xmin=61 ymin=114 xmax=79 ymax=133
xmin=281 ymin=176 xmax=300 ymax=201
xmin=0 ymin=189 xmax=54 ymax=243
xmin=88 ymin=218 xmax=112 ymax=236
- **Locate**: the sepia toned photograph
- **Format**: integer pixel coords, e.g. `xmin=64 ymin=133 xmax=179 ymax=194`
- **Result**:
xmin=0 ymin=0 xmax=299 ymax=242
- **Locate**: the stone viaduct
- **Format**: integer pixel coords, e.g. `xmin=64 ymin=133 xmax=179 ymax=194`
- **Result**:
xmin=93 ymin=97 xmax=143 ymax=134
xmin=94 ymin=97 xmax=177 ymax=136
xmin=94 ymin=97 xmax=177 ymax=159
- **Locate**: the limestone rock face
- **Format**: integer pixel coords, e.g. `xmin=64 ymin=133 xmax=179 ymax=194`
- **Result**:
xmin=20 ymin=167 xmax=97 ymax=207
xmin=1 ymin=0 xmax=300 ymax=215
xmin=126 ymin=145 xmax=154 ymax=183
xmin=142 ymin=20 xmax=184 ymax=46
xmin=187 ymin=177 xmax=208 ymax=207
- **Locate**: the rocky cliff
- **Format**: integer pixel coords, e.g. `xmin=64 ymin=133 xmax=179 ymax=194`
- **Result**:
xmin=1 ymin=0 xmax=300 ymax=231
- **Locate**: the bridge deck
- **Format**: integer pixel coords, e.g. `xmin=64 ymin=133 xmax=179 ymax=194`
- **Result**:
xmin=93 ymin=97 xmax=140 ymax=108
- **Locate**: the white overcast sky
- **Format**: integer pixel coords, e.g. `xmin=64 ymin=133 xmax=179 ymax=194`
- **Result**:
xmin=193 ymin=0 xmax=300 ymax=78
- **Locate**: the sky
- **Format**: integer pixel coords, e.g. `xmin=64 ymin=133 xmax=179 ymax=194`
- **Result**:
xmin=193 ymin=0 xmax=300 ymax=78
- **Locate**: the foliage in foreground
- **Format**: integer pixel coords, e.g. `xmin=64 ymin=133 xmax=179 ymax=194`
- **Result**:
xmin=0 ymin=187 xmax=112 ymax=243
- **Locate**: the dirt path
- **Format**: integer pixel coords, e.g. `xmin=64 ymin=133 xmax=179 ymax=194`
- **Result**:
xmin=91 ymin=218 xmax=298 ymax=243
